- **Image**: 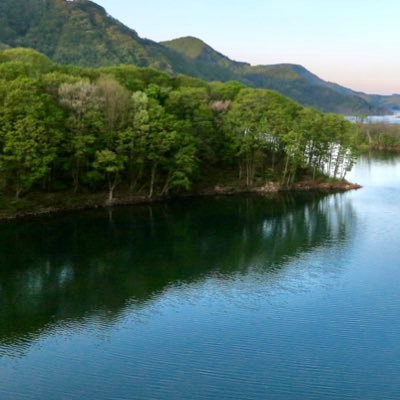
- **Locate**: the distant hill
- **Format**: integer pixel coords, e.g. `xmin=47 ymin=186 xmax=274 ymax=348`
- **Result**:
xmin=358 ymin=93 xmax=400 ymax=112
xmin=0 ymin=0 xmax=398 ymax=114
xmin=162 ymin=37 xmax=396 ymax=115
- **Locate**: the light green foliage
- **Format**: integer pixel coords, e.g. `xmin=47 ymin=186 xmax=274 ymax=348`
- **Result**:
xmin=224 ymin=89 xmax=357 ymax=186
xmin=95 ymin=75 xmax=131 ymax=142
xmin=94 ymin=150 xmax=126 ymax=175
xmin=93 ymin=150 xmax=126 ymax=202
xmin=165 ymin=87 xmax=213 ymax=160
xmin=281 ymin=130 xmax=306 ymax=185
xmin=209 ymin=81 xmax=246 ymax=101
xmin=0 ymin=50 xmax=358 ymax=202
xmin=58 ymin=79 xmax=102 ymax=191
xmin=1 ymin=48 xmax=53 ymax=70
xmin=224 ymin=89 xmax=289 ymax=185
xmin=145 ymin=101 xmax=197 ymax=198
xmin=117 ymin=91 xmax=149 ymax=191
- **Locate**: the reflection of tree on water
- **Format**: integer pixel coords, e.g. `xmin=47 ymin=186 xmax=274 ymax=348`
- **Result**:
xmin=359 ymin=151 xmax=400 ymax=169
xmin=0 ymin=193 xmax=355 ymax=348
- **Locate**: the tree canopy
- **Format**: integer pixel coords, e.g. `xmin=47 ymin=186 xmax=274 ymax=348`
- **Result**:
xmin=0 ymin=48 xmax=358 ymax=202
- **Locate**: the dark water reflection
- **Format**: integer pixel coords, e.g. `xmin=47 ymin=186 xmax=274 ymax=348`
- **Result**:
xmin=0 ymin=193 xmax=353 ymax=347
xmin=1 ymin=156 xmax=400 ymax=399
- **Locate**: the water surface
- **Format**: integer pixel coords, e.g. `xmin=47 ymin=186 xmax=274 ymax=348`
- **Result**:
xmin=1 ymin=154 xmax=400 ymax=399
xmin=347 ymin=114 xmax=400 ymax=124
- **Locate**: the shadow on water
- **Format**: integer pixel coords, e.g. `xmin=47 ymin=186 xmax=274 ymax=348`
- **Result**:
xmin=0 ymin=192 xmax=356 ymax=348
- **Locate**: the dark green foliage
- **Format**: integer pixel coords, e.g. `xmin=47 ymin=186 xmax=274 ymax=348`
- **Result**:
xmin=0 ymin=76 xmax=63 ymax=198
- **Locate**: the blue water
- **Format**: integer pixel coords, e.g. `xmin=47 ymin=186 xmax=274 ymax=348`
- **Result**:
xmin=0 ymin=154 xmax=399 ymax=399
xmin=347 ymin=115 xmax=400 ymax=124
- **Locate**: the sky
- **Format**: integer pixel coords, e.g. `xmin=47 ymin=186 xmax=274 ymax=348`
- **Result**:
xmin=94 ymin=0 xmax=400 ymax=95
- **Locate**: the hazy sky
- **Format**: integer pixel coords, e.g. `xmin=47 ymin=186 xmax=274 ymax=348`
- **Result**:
xmin=94 ymin=0 xmax=400 ymax=95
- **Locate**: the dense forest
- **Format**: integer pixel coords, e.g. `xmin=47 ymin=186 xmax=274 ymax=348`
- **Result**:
xmin=355 ymin=119 xmax=400 ymax=151
xmin=0 ymin=48 xmax=358 ymax=208
xmin=0 ymin=0 xmax=394 ymax=114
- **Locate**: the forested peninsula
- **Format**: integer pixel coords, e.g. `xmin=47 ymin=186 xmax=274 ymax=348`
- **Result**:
xmin=0 ymin=48 xmax=360 ymax=218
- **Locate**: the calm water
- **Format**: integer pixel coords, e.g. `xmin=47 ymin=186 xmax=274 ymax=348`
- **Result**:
xmin=1 ymin=154 xmax=400 ymax=399
xmin=347 ymin=115 xmax=400 ymax=125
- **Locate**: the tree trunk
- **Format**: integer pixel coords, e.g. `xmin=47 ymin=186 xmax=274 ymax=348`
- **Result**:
xmin=283 ymin=156 xmax=290 ymax=185
xmin=327 ymin=147 xmax=333 ymax=176
xmin=108 ymin=185 xmax=115 ymax=202
xmin=246 ymin=154 xmax=253 ymax=187
xmin=161 ymin=173 xmax=172 ymax=196
xmin=149 ymin=164 xmax=157 ymax=199
xmin=333 ymin=146 xmax=343 ymax=179
xmin=107 ymin=173 xmax=119 ymax=203
xmin=366 ymin=126 xmax=372 ymax=144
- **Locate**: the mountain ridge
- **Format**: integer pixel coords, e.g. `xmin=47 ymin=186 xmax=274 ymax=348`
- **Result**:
xmin=162 ymin=36 xmax=398 ymax=113
xmin=0 ymin=0 xmax=397 ymax=114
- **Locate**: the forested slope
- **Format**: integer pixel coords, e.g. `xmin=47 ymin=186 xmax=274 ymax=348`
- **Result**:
xmin=0 ymin=0 xmax=392 ymax=114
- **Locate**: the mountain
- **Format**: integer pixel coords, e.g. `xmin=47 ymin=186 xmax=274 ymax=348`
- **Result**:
xmin=0 ymin=0 xmax=398 ymax=114
xmin=0 ymin=0 xmax=199 ymax=73
xmin=358 ymin=93 xmax=400 ymax=112
xmin=161 ymin=36 xmax=248 ymax=77
xmin=162 ymin=37 xmax=395 ymax=115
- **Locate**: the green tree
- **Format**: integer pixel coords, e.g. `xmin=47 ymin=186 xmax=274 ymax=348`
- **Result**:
xmin=58 ymin=80 xmax=101 ymax=191
xmin=224 ymin=89 xmax=275 ymax=185
xmin=118 ymin=91 xmax=149 ymax=191
xmin=0 ymin=78 xmax=61 ymax=198
xmin=93 ymin=150 xmax=126 ymax=202
xmin=146 ymin=101 xmax=197 ymax=198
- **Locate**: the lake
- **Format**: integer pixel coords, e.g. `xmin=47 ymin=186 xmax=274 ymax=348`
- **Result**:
xmin=1 ymin=154 xmax=400 ymax=399
xmin=347 ymin=115 xmax=400 ymax=125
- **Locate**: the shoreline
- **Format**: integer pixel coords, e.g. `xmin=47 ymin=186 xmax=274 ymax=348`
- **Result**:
xmin=0 ymin=180 xmax=362 ymax=222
